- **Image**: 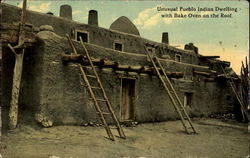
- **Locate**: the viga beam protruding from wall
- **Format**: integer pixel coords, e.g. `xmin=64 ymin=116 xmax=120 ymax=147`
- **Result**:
xmin=61 ymin=54 xmax=184 ymax=78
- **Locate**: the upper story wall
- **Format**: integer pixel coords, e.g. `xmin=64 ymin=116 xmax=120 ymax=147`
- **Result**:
xmin=1 ymin=3 xmax=201 ymax=66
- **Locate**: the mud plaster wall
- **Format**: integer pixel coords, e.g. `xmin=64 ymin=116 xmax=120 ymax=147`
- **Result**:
xmin=7 ymin=30 xmax=231 ymax=125
xmin=1 ymin=48 xmax=14 ymax=108
xmin=1 ymin=42 xmax=50 ymax=123
xmin=2 ymin=4 xmax=234 ymax=125
xmin=1 ymin=46 xmax=41 ymax=129
xmin=2 ymin=3 xmax=197 ymax=65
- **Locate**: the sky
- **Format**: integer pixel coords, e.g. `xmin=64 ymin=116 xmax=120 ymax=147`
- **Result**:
xmin=4 ymin=0 xmax=249 ymax=74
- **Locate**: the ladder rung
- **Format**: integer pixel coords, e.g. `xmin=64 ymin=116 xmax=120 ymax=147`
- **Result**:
xmin=96 ymin=98 xmax=107 ymax=102
xmin=82 ymin=65 xmax=98 ymax=69
xmin=67 ymin=35 xmax=126 ymax=140
xmin=146 ymin=50 xmax=197 ymax=134
xmin=82 ymin=65 xmax=92 ymax=68
xmin=86 ymin=75 xmax=97 ymax=78
xmin=91 ymin=86 xmax=101 ymax=89
xmin=82 ymin=84 xmax=97 ymax=89
xmin=82 ymin=66 xmax=93 ymax=69
xmin=109 ymin=126 xmax=118 ymax=129
xmin=90 ymin=98 xmax=107 ymax=102
xmin=80 ymin=83 xmax=87 ymax=87
xmin=97 ymin=112 xmax=111 ymax=115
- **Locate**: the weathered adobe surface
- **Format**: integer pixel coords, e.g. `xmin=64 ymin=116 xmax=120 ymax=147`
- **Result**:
xmin=7 ymin=30 xmax=232 ymax=126
xmin=37 ymin=30 xmax=215 ymax=82
xmin=1 ymin=25 xmax=235 ymax=127
xmin=0 ymin=23 xmax=38 ymax=47
xmin=1 ymin=3 xmax=236 ymax=126
xmin=1 ymin=3 xmax=198 ymax=65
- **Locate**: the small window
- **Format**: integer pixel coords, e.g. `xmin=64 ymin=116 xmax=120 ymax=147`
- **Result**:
xmin=75 ymin=31 xmax=89 ymax=43
xmin=175 ymin=54 xmax=181 ymax=62
xmin=114 ymin=42 xmax=123 ymax=51
xmin=184 ymin=92 xmax=193 ymax=107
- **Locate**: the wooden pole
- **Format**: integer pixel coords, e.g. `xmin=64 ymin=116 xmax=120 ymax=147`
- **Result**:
xmin=8 ymin=0 xmax=27 ymax=129
xmin=245 ymin=56 xmax=248 ymax=75
xmin=240 ymin=57 xmax=249 ymax=121
xmin=193 ymin=70 xmax=211 ymax=77
xmin=79 ymin=37 xmax=126 ymax=139
xmin=145 ymin=47 xmax=191 ymax=134
xmin=221 ymin=65 xmax=250 ymax=121
xmin=154 ymin=53 xmax=197 ymax=134
xmin=61 ymin=54 xmax=183 ymax=78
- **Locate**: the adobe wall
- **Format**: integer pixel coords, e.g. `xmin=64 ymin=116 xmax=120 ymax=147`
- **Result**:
xmin=1 ymin=3 xmax=198 ymax=65
xmin=1 ymin=3 xmax=235 ymax=126
xmin=3 ymin=30 xmax=231 ymax=125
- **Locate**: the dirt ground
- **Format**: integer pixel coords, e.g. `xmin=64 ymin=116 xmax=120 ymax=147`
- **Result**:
xmin=0 ymin=118 xmax=249 ymax=158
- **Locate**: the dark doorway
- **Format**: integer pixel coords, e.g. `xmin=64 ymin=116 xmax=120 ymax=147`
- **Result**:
xmin=121 ymin=78 xmax=135 ymax=121
xmin=175 ymin=54 xmax=181 ymax=62
xmin=184 ymin=92 xmax=193 ymax=107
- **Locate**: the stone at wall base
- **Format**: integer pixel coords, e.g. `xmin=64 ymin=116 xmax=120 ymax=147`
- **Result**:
xmin=35 ymin=113 xmax=53 ymax=128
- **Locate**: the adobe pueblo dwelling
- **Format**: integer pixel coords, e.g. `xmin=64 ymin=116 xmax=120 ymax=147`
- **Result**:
xmin=1 ymin=3 xmax=248 ymax=138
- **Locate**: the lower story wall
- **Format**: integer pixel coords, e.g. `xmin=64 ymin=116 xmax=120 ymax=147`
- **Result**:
xmin=1 ymin=31 xmax=235 ymax=126
xmin=14 ymin=60 xmax=234 ymax=125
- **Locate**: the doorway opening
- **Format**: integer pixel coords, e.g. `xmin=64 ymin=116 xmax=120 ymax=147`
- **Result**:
xmin=121 ymin=78 xmax=136 ymax=121
xmin=184 ymin=92 xmax=193 ymax=107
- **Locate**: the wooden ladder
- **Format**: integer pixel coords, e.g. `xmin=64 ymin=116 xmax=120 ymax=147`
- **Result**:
xmin=220 ymin=65 xmax=250 ymax=121
xmin=66 ymin=35 xmax=126 ymax=141
xmin=146 ymin=48 xmax=197 ymax=134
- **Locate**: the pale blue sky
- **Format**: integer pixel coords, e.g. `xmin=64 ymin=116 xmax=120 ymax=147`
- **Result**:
xmin=4 ymin=0 xmax=249 ymax=74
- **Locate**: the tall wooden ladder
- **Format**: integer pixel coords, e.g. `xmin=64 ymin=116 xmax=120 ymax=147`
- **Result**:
xmin=66 ymin=35 xmax=126 ymax=141
xmin=220 ymin=65 xmax=250 ymax=121
xmin=146 ymin=49 xmax=197 ymax=134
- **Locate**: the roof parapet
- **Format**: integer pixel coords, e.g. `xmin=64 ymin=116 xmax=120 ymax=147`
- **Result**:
xmin=184 ymin=43 xmax=198 ymax=54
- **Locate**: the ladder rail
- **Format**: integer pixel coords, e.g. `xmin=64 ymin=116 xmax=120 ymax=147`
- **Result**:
xmin=66 ymin=34 xmax=115 ymax=141
xmin=221 ymin=66 xmax=250 ymax=121
xmin=79 ymin=67 xmax=115 ymax=141
xmin=67 ymin=34 xmax=78 ymax=55
xmin=221 ymin=66 xmax=246 ymax=106
xmin=226 ymin=68 xmax=245 ymax=104
xmin=154 ymin=56 xmax=197 ymax=133
xmin=79 ymin=37 xmax=126 ymax=139
xmin=229 ymin=78 xmax=249 ymax=120
xmin=146 ymin=50 xmax=190 ymax=134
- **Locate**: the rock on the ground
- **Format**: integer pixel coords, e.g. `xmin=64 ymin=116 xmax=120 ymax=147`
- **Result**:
xmin=89 ymin=122 xmax=94 ymax=126
xmin=34 ymin=113 xmax=53 ymax=128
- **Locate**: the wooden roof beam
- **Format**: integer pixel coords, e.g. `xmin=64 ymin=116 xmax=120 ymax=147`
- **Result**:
xmin=199 ymin=56 xmax=220 ymax=59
